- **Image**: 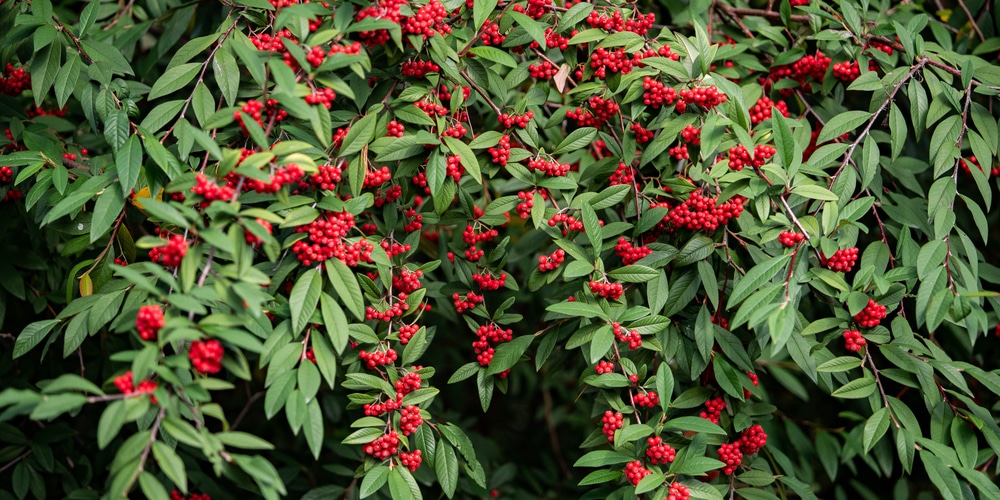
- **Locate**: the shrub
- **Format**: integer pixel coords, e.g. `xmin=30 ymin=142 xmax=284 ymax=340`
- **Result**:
xmin=0 ymin=0 xmax=999 ymax=499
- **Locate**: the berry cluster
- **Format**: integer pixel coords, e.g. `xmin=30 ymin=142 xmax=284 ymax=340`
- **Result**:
xmin=245 ymin=165 xmax=304 ymax=194
xmin=642 ymin=77 xmax=678 ymax=108
xmin=386 ymin=120 xmax=405 ymax=138
xmin=611 ymin=322 xmax=642 ymax=349
xmin=136 ymin=305 xmax=165 ymax=341
xmin=680 ymin=124 xmax=701 ymax=145
xmin=488 ymin=134 xmax=511 ymax=165
xmin=499 ymin=111 xmax=534 ymax=128
xmin=512 ymin=0 xmax=552 ymax=19
xmin=190 ymin=339 xmax=224 ymax=374
xmin=645 ymin=436 xmax=677 ymax=464
xmin=666 ymin=482 xmax=691 ymax=500
xmin=396 ymin=369 xmax=423 ymax=396
xmin=586 ymin=9 xmax=656 ymax=35
xmin=778 ymin=230 xmax=805 ymax=247
xmin=398 ymin=324 xmax=420 ymax=345
xmin=529 ymin=61 xmax=559 ymax=79
xmin=728 ymin=144 xmax=776 ymax=170
xmin=623 ymin=460 xmax=651 ymax=486
xmin=601 ymin=410 xmax=624 ymax=441
xmin=401 ymin=60 xmax=440 ymax=78
xmin=959 ymin=155 xmax=1000 ymax=177
xmin=291 ymin=211 xmax=374 ymax=267
xmin=364 ymin=430 xmax=400 ymax=460
xmin=359 ymin=347 xmax=399 ymax=369
xmin=401 ymin=0 xmax=449 ymax=38
xmin=472 ymin=324 xmax=514 ymax=366
xmin=0 ymin=64 xmax=30 ymax=96
xmin=234 ymin=99 xmax=287 ymax=135
xmin=748 ymin=96 xmax=791 ymax=125
xmin=355 ymin=0 xmax=406 ymax=46
xmin=191 ymin=174 xmax=235 ymax=203
xmin=588 ymin=47 xmax=634 ymax=79
xmin=633 ymin=390 xmax=659 ymax=407
xmin=765 ymin=51 xmax=830 ymax=95
xmin=364 ymin=397 xmax=400 ymax=416
xmin=718 ymin=442 xmax=743 ymax=475
xmin=590 ymin=280 xmax=624 ymax=301
xmin=304 ymin=87 xmax=337 ymax=108
xmin=832 ymin=60 xmax=861 ymax=82
xmin=566 ymin=96 xmax=620 ymax=127
xmin=822 ymin=247 xmax=859 ymax=272
xmin=452 ymin=291 xmax=484 ymax=313
xmin=399 ymin=405 xmax=423 ymax=435
xmin=0 ymin=166 xmax=12 ymax=183
xmin=114 ymin=371 xmax=158 ymax=402
xmin=527 ymin=157 xmax=571 ymax=177
xmin=149 ymin=235 xmax=188 ymax=268
xmin=853 ymin=299 xmax=887 ymax=327
xmin=480 ymin=21 xmax=506 ymax=45
xmin=700 ymin=396 xmax=726 ymax=424
xmin=668 ymin=191 xmax=745 ymax=232
xmin=614 ymin=237 xmax=651 ymax=265
xmin=547 ymin=212 xmax=586 ymax=235
xmin=308 ymin=163 xmax=342 ymax=191
xmin=594 ymin=360 xmax=615 ymax=374
xmin=669 ymin=144 xmax=689 ymax=160
xmin=243 ymin=218 xmax=273 ymax=246
xmin=843 ymin=329 xmax=867 ymax=352
xmin=415 ymin=100 xmax=448 ymax=117
xmin=365 ymin=300 xmax=409 ymax=322
xmin=537 ymin=248 xmax=566 ymax=272
xmin=399 ymin=450 xmax=422 ymax=471
xmin=472 ymin=271 xmax=507 ymax=290
xmin=678 ymin=86 xmax=726 ymax=113
xmin=630 ymin=123 xmax=654 ymax=144
xmin=609 ymin=162 xmax=635 ymax=186
xmin=744 ymin=371 xmax=759 ymax=399
xmin=738 ymin=424 xmax=767 ymax=455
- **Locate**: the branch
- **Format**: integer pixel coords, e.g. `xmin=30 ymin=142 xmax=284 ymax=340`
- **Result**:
xmin=124 ymin=405 xmax=166 ymax=494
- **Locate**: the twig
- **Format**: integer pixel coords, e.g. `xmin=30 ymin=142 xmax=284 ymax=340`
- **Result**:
xmin=52 ymin=16 xmax=94 ymax=64
xmin=541 ymin=386 xmax=572 ymax=479
xmin=123 ymin=405 xmax=166 ymax=494
xmin=0 ymin=449 xmax=33 ymax=475
xmin=864 ymin=349 xmax=901 ymax=428
xmin=460 ymin=70 xmax=501 ymax=116
xmin=231 ymin=391 xmax=265 ymax=431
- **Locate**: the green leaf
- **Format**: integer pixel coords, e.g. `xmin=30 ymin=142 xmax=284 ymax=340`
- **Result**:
xmin=573 ymin=450 xmax=634 ymax=467
xmin=467 ymin=46 xmax=516 ymax=68
xmin=216 ymin=432 xmax=275 ymax=450
xmin=97 ymin=400 xmax=126 ymax=449
xmin=816 ymin=111 xmax=871 ymax=143
xmin=546 ymin=301 xmax=606 ymax=319
xmin=138 ymin=472 xmax=170 ymax=500
xmin=816 ymin=356 xmax=862 ymax=373
xmin=359 ymin=465 xmax=390 ymax=498
xmin=435 ymin=440 xmax=459 ymax=499
xmin=831 ymin=376 xmax=876 ymax=399
xmin=340 ymin=113 xmax=378 ymax=157
xmin=148 ymin=63 xmax=201 ymax=100
xmin=919 ymin=450 xmax=962 ymax=500
xmin=675 ymin=235 xmax=714 ymax=266
xmin=508 ymin=11 xmax=547 ymax=48
xmin=476 ymin=368 xmax=493 ymax=411
xmin=213 ymin=47 xmax=239 ymax=107
xmin=115 ymin=135 xmax=143 ymax=197
xmin=728 ymin=254 xmax=791 ymax=308
xmin=792 ymin=184 xmax=838 ymax=201
xmin=13 ymin=319 xmax=59 ymax=359
xmin=663 ymin=416 xmax=727 ymax=434
xmin=152 ymin=441 xmax=186 ymax=493
xmin=634 ymin=472 xmax=664 ymax=494
xmin=553 ymin=127 xmax=598 ymax=155
xmin=30 ymin=393 xmax=86 ymax=420
xmin=863 ymin=407 xmax=891 ymax=453
xmin=30 ymin=44 xmax=60 ymax=107
xmin=327 ymin=259 xmax=365 ymax=320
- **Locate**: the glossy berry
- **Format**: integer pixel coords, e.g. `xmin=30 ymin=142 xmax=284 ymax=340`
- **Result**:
xmin=666 ymin=482 xmax=691 ymax=500
xmin=601 ymin=410 xmax=623 ymax=441
xmin=700 ymin=396 xmax=726 ymax=424
xmin=624 ymin=460 xmax=651 ymax=486
xmin=668 ymin=191 xmax=745 ymax=232
xmin=854 ymin=299 xmax=887 ymax=327
xmin=646 ymin=436 xmax=676 ymax=464
xmin=823 ymin=247 xmax=859 ymax=272
xmin=190 ymin=339 xmax=224 ymax=374
xmin=589 ymin=280 xmax=624 ymax=300
xmin=399 ymin=405 xmax=423 ymax=435
xmin=718 ymin=442 xmax=743 ymax=475
xmin=399 ymin=450 xmax=422 ymax=471
xmin=778 ymin=230 xmax=805 ymax=247
xmin=359 ymin=347 xmax=399 ymax=369
xmin=843 ymin=329 xmax=866 ymax=352
xmin=363 ymin=431 xmax=400 ymax=460
xmin=136 ymin=305 xmax=165 ymax=341
xmin=595 ymin=360 xmax=615 ymax=374
xmin=149 ymin=235 xmax=188 ymax=268
xmin=537 ymin=249 xmax=566 ymax=272
xmin=634 ymin=390 xmax=660 ymax=408
xmin=738 ymin=424 xmax=767 ymax=455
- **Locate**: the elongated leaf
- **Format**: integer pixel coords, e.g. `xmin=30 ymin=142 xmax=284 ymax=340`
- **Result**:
xmin=728 ymin=254 xmax=791 ymax=308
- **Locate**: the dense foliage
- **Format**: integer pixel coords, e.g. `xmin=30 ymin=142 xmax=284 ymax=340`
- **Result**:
xmin=1 ymin=0 xmax=999 ymax=498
